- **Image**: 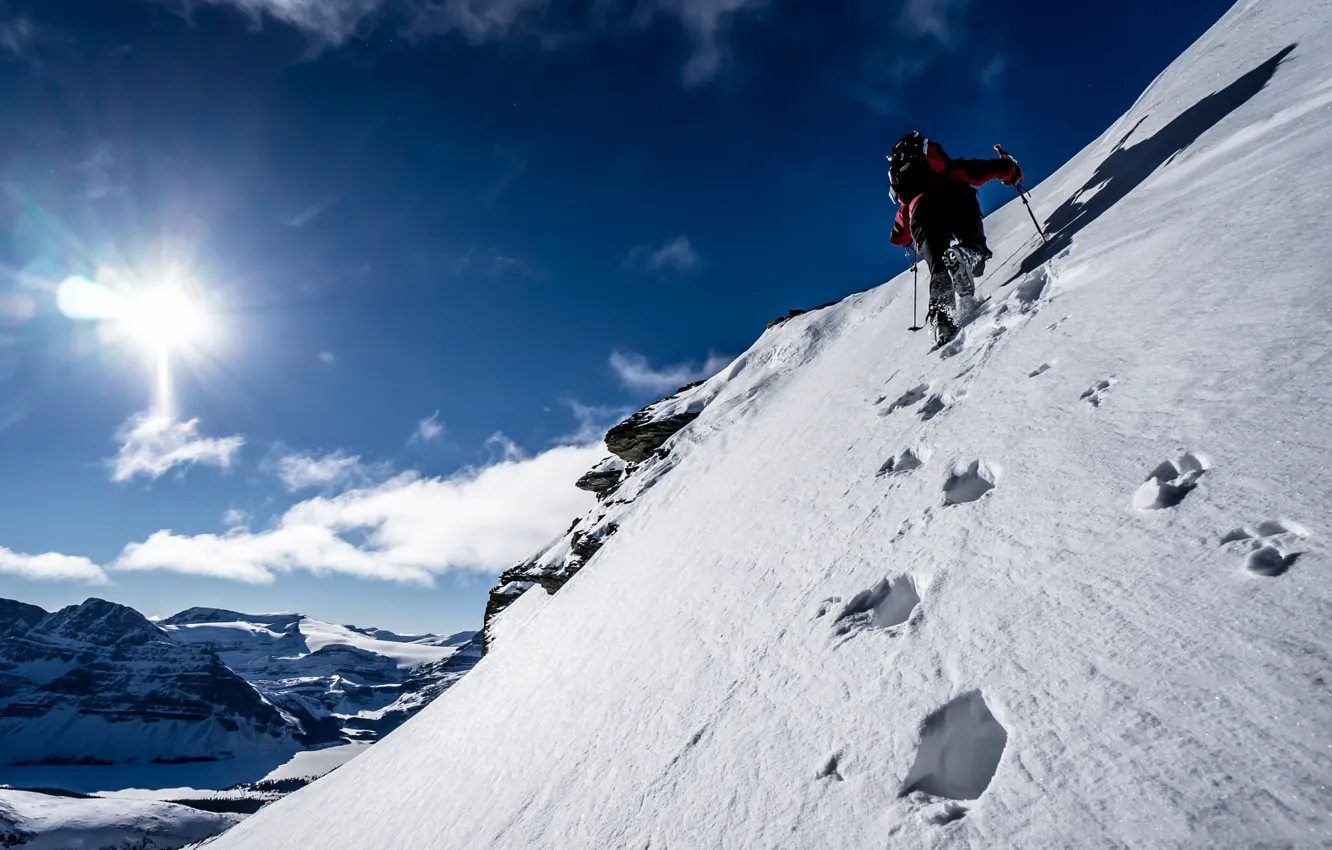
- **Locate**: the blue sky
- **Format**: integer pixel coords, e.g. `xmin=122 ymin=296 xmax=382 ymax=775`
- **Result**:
xmin=0 ymin=0 xmax=1233 ymax=634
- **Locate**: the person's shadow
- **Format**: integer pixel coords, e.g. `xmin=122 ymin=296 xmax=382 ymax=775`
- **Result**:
xmin=1006 ymin=43 xmax=1297 ymax=284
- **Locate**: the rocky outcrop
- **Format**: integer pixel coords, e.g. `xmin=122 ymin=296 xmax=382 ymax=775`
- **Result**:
xmin=605 ymin=381 xmax=708 ymax=463
xmin=575 ymin=456 xmax=627 ymax=498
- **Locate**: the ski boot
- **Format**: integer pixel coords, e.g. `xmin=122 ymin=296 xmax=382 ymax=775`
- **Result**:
xmin=927 ymin=303 xmax=959 ymax=351
xmin=943 ymin=246 xmax=980 ymax=325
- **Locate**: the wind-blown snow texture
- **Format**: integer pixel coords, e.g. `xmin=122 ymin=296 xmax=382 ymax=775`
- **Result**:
xmin=208 ymin=2 xmax=1332 ymax=846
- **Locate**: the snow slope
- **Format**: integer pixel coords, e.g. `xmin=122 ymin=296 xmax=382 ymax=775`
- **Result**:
xmin=207 ymin=2 xmax=1332 ymax=847
xmin=0 ymin=790 xmax=239 ymax=850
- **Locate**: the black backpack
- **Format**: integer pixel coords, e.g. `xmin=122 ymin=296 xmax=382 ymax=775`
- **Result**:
xmin=887 ymin=132 xmax=942 ymax=205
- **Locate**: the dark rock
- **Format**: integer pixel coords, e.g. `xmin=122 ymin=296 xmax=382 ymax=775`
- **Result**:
xmin=605 ymin=381 xmax=707 ymax=464
xmin=575 ymin=457 xmax=627 ymax=498
xmin=0 ymin=599 xmax=47 ymax=638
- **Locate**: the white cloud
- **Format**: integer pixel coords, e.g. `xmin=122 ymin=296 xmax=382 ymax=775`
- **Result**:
xmin=112 ymin=442 xmax=604 ymax=585
xmin=659 ymin=0 xmax=768 ymax=86
xmin=180 ymin=0 xmax=385 ymax=45
xmin=410 ymin=413 xmax=444 ymax=444
xmin=625 ymin=235 xmax=701 ymax=274
xmin=609 ymin=348 xmax=732 ymax=394
xmin=170 ymin=0 xmax=768 ymax=85
xmin=109 ymin=413 xmax=245 ymax=483
xmin=273 ymin=449 xmax=385 ymax=492
xmin=0 ymin=547 xmax=108 ymax=584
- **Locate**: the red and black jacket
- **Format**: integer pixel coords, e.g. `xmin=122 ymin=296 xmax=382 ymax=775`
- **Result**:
xmin=889 ymin=141 xmax=1020 ymax=248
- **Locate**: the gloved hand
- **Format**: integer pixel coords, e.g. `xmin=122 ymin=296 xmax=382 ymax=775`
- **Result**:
xmin=1001 ymin=159 xmax=1024 ymax=186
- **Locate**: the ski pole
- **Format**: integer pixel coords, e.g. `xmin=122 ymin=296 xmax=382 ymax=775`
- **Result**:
xmin=994 ymin=144 xmax=1048 ymax=243
xmin=908 ymin=247 xmax=924 ymax=331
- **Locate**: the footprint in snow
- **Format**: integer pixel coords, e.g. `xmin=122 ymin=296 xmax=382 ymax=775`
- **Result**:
xmin=1080 ymin=378 xmax=1115 ymax=407
xmin=1132 ymin=452 xmax=1210 ymax=511
xmin=1013 ymin=267 xmax=1050 ymax=305
xmin=943 ymin=460 xmax=999 ymax=506
xmin=1247 ymin=546 xmax=1301 ymax=577
xmin=919 ymin=391 xmax=963 ymax=422
xmin=899 ymin=690 xmax=1007 ymax=801
xmin=882 ymin=383 xmax=930 ymax=416
xmin=833 ymin=574 xmax=921 ymax=637
xmin=878 ymin=447 xmax=928 ymax=478
xmin=816 ymin=752 xmax=844 ymax=782
xmin=1221 ymin=520 xmax=1309 ymax=577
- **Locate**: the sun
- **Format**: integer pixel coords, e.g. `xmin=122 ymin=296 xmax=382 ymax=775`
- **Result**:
xmin=125 ymin=286 xmax=209 ymax=352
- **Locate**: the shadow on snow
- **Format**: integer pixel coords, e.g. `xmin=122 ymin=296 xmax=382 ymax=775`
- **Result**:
xmin=1005 ymin=44 xmax=1297 ymax=285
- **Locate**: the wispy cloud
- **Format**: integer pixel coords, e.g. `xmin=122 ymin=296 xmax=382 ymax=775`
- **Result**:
xmin=271 ymin=449 xmax=388 ymax=493
xmin=560 ymin=400 xmax=633 ymax=444
xmin=0 ymin=16 xmax=36 ymax=59
xmin=169 ymin=0 xmax=768 ymax=86
xmin=899 ymin=0 xmax=973 ymax=46
xmin=609 ymin=348 xmax=732 ymax=394
xmin=223 ymin=507 xmax=251 ymax=528
xmin=286 ymin=192 xmax=339 ymax=227
xmin=0 ymin=547 xmax=108 ymax=584
xmin=78 ymin=140 xmax=120 ymax=200
xmin=454 ymin=246 xmax=543 ymax=280
xmin=109 ymin=413 xmax=245 ymax=483
xmin=112 ymin=441 xmax=603 ymax=585
xmin=979 ymin=55 xmax=1006 ymax=90
xmin=410 ymin=412 xmax=444 ymax=445
xmin=625 ymin=235 xmax=701 ymax=274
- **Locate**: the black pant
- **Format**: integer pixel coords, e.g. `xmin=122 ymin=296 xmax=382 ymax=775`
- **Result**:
xmin=909 ymin=184 xmax=987 ymax=316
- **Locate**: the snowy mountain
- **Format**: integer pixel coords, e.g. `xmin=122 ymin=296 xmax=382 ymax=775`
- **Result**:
xmin=159 ymin=610 xmax=480 ymax=743
xmin=0 ymin=599 xmax=296 ymax=766
xmin=201 ymin=1 xmax=1332 ymax=846
xmin=0 ymin=599 xmax=480 ymax=768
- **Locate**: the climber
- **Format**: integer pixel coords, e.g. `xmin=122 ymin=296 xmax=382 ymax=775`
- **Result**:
xmin=888 ymin=132 xmax=1023 ymax=345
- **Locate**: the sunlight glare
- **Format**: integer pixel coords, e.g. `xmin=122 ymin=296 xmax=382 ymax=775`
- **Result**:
xmin=127 ymin=286 xmax=207 ymax=352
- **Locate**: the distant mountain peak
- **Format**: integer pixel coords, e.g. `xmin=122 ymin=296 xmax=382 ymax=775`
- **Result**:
xmin=161 ymin=607 xmax=305 ymax=630
xmin=33 ymin=597 xmax=166 ymax=647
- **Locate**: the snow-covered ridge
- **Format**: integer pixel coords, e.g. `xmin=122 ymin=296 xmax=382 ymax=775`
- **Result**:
xmin=190 ymin=1 xmax=1332 ymax=846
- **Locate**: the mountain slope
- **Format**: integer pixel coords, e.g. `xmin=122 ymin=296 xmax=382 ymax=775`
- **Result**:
xmin=160 ymin=611 xmax=477 ymax=743
xmin=205 ymin=2 xmax=1332 ymax=847
xmin=0 ymin=599 xmax=296 ymax=766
